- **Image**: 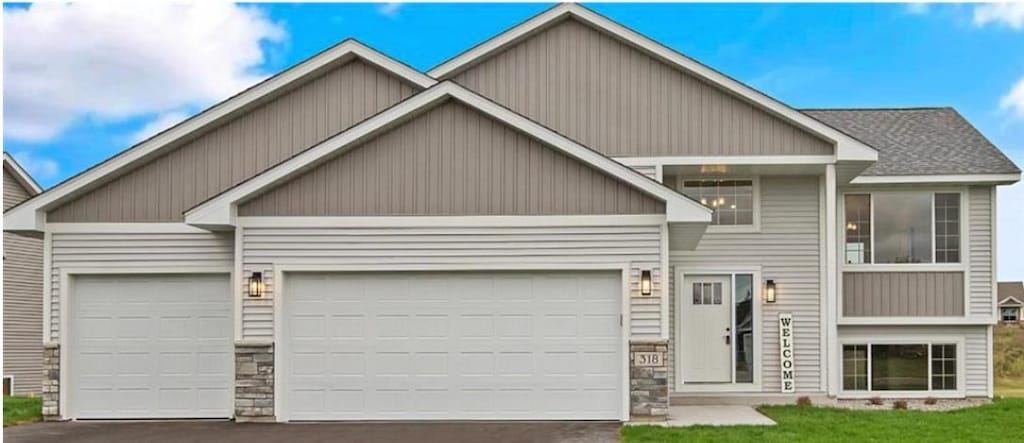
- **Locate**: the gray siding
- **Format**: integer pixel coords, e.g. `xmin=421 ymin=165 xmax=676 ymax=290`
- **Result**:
xmin=240 ymin=224 xmax=664 ymax=340
xmin=47 ymin=231 xmax=233 ymax=341
xmin=839 ymin=325 xmax=989 ymax=397
xmin=4 ymin=165 xmax=43 ymax=395
xmin=451 ymin=18 xmax=833 ymax=158
xmin=240 ymin=101 xmax=663 ymax=216
xmin=968 ymin=186 xmax=995 ymax=318
xmin=669 ymin=176 xmax=822 ymax=393
xmin=842 ymin=272 xmax=964 ymax=317
xmin=49 ymin=59 xmax=421 ymax=222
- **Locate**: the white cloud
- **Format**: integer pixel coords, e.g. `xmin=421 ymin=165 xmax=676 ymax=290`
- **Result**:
xmin=11 ymin=151 xmax=59 ymax=182
xmin=1000 ymin=76 xmax=1024 ymax=120
xmin=3 ymin=3 xmax=285 ymax=142
xmin=377 ymin=3 xmax=402 ymax=17
xmin=906 ymin=3 xmax=931 ymax=15
xmin=130 ymin=111 xmax=190 ymax=143
xmin=973 ymin=3 xmax=1024 ymax=29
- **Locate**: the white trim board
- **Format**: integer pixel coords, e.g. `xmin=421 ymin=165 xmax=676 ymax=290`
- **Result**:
xmin=3 ymin=153 xmax=43 ymax=195
xmin=851 ymin=174 xmax=1020 ymax=185
xmin=237 ymin=214 xmax=668 ymax=228
xmin=428 ymin=3 xmax=878 ymax=164
xmin=4 ymin=40 xmax=437 ymax=232
xmin=615 ymin=155 xmax=835 ymax=167
xmin=186 ymin=81 xmax=713 ymax=228
xmin=999 ymin=296 xmax=1024 ymax=306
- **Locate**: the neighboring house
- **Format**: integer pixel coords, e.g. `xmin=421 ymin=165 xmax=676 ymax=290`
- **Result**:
xmin=3 ymin=153 xmax=43 ymax=396
xmin=3 ymin=4 xmax=1020 ymax=422
xmin=999 ymin=282 xmax=1023 ymax=322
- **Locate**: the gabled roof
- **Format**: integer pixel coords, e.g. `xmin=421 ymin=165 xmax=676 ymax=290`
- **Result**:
xmin=4 ymin=40 xmax=437 ymax=231
xmin=804 ymin=108 xmax=1021 ymax=183
xmin=3 ymin=153 xmax=43 ymax=196
xmin=999 ymin=282 xmax=1024 ymax=306
xmin=428 ymin=3 xmax=878 ymax=164
xmin=185 ymin=81 xmax=713 ymax=228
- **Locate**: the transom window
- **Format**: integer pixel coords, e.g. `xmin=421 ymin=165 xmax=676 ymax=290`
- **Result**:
xmin=680 ymin=179 xmax=755 ymax=226
xmin=844 ymin=192 xmax=961 ymax=264
xmin=842 ymin=343 xmax=958 ymax=392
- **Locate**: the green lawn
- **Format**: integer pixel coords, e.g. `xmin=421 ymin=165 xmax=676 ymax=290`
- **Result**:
xmin=3 ymin=395 xmax=42 ymax=427
xmin=622 ymin=398 xmax=1024 ymax=443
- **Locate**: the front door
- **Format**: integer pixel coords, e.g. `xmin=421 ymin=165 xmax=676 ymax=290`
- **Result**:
xmin=680 ymin=275 xmax=732 ymax=383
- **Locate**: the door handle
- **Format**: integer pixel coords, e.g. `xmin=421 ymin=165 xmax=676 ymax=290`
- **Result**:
xmin=725 ymin=327 xmax=731 ymax=345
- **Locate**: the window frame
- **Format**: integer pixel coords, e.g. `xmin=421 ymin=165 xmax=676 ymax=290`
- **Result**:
xmin=840 ymin=188 xmax=968 ymax=270
xmin=1001 ymin=306 xmax=1020 ymax=322
xmin=838 ymin=335 xmax=966 ymax=398
xmin=674 ymin=176 xmax=761 ymax=233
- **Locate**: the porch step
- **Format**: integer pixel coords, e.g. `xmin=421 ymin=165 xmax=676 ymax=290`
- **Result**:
xmin=671 ymin=394 xmax=829 ymax=406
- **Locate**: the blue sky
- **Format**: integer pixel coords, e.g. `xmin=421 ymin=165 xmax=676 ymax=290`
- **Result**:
xmin=3 ymin=2 xmax=1024 ymax=279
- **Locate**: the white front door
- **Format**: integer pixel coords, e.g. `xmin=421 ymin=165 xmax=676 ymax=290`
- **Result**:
xmin=679 ymin=275 xmax=732 ymax=383
xmin=281 ymin=271 xmax=623 ymax=421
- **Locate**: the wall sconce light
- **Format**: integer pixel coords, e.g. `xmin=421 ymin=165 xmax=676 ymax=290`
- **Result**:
xmin=248 ymin=272 xmax=265 ymax=298
xmin=765 ymin=279 xmax=777 ymax=304
xmin=640 ymin=270 xmax=652 ymax=296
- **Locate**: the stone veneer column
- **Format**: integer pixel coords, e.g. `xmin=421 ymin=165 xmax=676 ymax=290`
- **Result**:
xmin=629 ymin=340 xmax=669 ymax=418
xmin=42 ymin=343 xmax=61 ymax=421
xmin=235 ymin=341 xmax=275 ymax=422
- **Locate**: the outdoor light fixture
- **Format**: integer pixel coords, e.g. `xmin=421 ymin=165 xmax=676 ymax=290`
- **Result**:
xmin=248 ymin=272 xmax=265 ymax=298
xmin=765 ymin=279 xmax=777 ymax=304
xmin=640 ymin=270 xmax=652 ymax=296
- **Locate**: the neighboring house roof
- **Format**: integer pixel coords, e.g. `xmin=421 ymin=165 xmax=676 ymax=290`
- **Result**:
xmin=429 ymin=3 xmax=878 ymax=164
xmin=185 ymin=81 xmax=713 ymax=228
xmin=4 ymin=40 xmax=436 ymax=231
xmin=803 ymin=108 xmax=1021 ymax=181
xmin=999 ymin=282 xmax=1024 ymax=306
xmin=3 ymin=153 xmax=43 ymax=196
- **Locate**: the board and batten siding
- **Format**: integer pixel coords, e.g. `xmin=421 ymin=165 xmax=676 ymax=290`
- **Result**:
xmin=451 ymin=18 xmax=833 ymax=158
xmin=239 ymin=224 xmax=664 ymax=340
xmin=3 ymin=166 xmax=43 ymax=395
xmin=46 ymin=231 xmax=234 ymax=341
xmin=968 ymin=186 xmax=995 ymax=318
xmin=669 ymin=176 xmax=822 ymax=393
xmin=842 ymin=272 xmax=964 ymax=317
xmin=239 ymin=101 xmax=663 ymax=216
xmin=839 ymin=325 xmax=989 ymax=397
xmin=48 ymin=59 xmax=421 ymax=223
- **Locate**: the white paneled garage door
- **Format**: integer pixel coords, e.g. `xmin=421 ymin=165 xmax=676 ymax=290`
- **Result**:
xmin=69 ymin=274 xmax=233 ymax=419
xmin=282 ymin=271 xmax=623 ymax=421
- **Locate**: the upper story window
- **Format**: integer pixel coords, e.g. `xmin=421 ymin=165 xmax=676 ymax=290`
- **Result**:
xmin=679 ymin=179 xmax=755 ymax=226
xmin=844 ymin=191 xmax=961 ymax=265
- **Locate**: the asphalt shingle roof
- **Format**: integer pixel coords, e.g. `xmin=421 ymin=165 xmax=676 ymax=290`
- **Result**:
xmin=999 ymin=282 xmax=1024 ymax=305
xmin=801 ymin=107 xmax=1020 ymax=176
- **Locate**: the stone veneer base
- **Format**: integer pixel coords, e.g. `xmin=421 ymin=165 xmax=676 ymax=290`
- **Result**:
xmin=235 ymin=341 xmax=275 ymax=422
xmin=42 ymin=343 xmax=61 ymax=421
xmin=630 ymin=340 xmax=669 ymax=418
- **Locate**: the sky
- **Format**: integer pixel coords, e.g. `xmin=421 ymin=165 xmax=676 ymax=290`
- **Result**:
xmin=3 ymin=2 xmax=1024 ymax=280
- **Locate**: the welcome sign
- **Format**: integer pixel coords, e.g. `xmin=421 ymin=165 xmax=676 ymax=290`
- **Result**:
xmin=779 ymin=313 xmax=796 ymax=393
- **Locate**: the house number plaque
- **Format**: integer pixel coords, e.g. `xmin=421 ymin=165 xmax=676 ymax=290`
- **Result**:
xmin=633 ymin=351 xmax=664 ymax=367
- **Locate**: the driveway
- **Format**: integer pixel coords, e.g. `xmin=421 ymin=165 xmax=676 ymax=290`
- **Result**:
xmin=4 ymin=420 xmax=621 ymax=443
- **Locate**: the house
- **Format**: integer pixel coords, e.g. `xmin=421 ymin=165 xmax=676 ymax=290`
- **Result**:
xmin=3 ymin=4 xmax=1020 ymax=422
xmin=999 ymin=282 xmax=1023 ymax=323
xmin=3 ymin=153 xmax=44 ymax=396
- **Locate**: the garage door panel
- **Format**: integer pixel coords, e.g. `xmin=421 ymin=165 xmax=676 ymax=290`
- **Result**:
xmin=283 ymin=271 xmax=622 ymax=420
xmin=70 ymin=274 xmax=232 ymax=419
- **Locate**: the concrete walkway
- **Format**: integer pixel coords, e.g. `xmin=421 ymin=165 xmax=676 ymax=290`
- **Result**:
xmin=629 ymin=405 xmax=776 ymax=427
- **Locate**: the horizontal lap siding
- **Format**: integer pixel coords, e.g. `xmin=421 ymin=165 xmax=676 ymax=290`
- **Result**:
xmin=48 ymin=232 xmax=234 ymax=341
xmin=669 ymin=176 xmax=822 ymax=393
xmin=839 ymin=325 xmax=989 ymax=397
xmin=968 ymin=186 xmax=994 ymax=318
xmin=241 ymin=225 xmax=663 ymax=340
xmin=49 ymin=60 xmax=420 ymax=222
xmin=239 ymin=101 xmax=663 ymax=216
xmin=843 ymin=272 xmax=964 ymax=317
xmin=452 ymin=18 xmax=832 ymax=157
xmin=3 ymin=231 xmax=43 ymax=395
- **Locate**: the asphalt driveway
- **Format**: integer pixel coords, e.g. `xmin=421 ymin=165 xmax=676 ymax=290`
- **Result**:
xmin=4 ymin=420 xmax=621 ymax=443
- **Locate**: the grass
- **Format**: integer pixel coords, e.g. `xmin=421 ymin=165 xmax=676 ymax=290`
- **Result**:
xmin=995 ymin=323 xmax=1024 ymax=397
xmin=3 ymin=395 xmax=41 ymax=427
xmin=622 ymin=398 xmax=1024 ymax=443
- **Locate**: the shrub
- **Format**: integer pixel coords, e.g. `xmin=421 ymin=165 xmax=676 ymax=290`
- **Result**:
xmin=796 ymin=396 xmax=812 ymax=407
xmin=868 ymin=396 xmax=884 ymax=406
xmin=893 ymin=400 xmax=908 ymax=410
xmin=924 ymin=397 xmax=938 ymax=405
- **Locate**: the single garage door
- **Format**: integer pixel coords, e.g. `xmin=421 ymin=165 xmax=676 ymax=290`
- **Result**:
xmin=282 ymin=271 xmax=623 ymax=421
xmin=70 ymin=274 xmax=233 ymax=419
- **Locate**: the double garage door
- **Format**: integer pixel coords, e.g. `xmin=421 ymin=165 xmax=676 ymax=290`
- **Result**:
xmin=69 ymin=271 xmax=623 ymax=420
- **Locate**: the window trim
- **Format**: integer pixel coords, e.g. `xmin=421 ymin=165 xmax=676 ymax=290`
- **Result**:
xmin=838 ymin=335 xmax=966 ymax=398
xmin=1001 ymin=307 xmax=1020 ymax=322
xmin=840 ymin=188 xmax=968 ymax=271
xmin=675 ymin=176 xmax=761 ymax=234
